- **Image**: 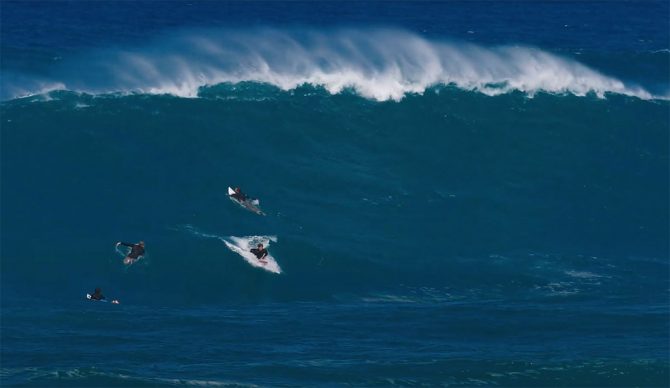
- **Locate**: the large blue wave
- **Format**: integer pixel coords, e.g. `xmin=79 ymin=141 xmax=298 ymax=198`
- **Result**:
xmin=1 ymin=87 xmax=667 ymax=306
xmin=2 ymin=28 xmax=664 ymax=101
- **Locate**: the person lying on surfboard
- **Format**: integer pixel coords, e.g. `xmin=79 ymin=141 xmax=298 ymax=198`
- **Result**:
xmin=250 ymin=243 xmax=268 ymax=262
xmin=116 ymin=240 xmax=145 ymax=265
xmin=90 ymin=287 xmax=105 ymax=300
xmin=230 ymin=187 xmax=248 ymax=202
xmin=88 ymin=288 xmax=120 ymax=304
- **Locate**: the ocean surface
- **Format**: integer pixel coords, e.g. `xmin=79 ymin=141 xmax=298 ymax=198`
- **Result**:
xmin=1 ymin=1 xmax=669 ymax=386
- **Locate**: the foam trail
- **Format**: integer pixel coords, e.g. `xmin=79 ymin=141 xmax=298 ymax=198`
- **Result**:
xmin=181 ymin=225 xmax=281 ymax=274
xmin=4 ymin=28 xmax=656 ymax=100
xmin=223 ymin=236 xmax=281 ymax=274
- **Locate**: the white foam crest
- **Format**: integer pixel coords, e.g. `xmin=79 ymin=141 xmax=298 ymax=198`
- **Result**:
xmin=11 ymin=28 xmax=657 ymax=100
xmin=180 ymin=225 xmax=281 ymax=274
xmin=564 ymin=270 xmax=608 ymax=279
xmin=1 ymin=72 xmax=66 ymax=100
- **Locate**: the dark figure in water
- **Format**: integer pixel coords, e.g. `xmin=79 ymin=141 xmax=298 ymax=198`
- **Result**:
xmin=231 ymin=187 xmax=247 ymax=202
xmin=90 ymin=288 xmax=105 ymax=300
xmin=116 ymin=241 xmax=145 ymax=265
xmin=89 ymin=288 xmax=119 ymax=304
xmin=250 ymin=243 xmax=268 ymax=261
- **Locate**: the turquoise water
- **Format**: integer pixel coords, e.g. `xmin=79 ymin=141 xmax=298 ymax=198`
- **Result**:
xmin=1 ymin=1 xmax=669 ymax=386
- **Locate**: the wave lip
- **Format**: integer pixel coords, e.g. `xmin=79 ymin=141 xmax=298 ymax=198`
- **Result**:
xmin=1 ymin=71 xmax=67 ymax=100
xmin=3 ymin=28 xmax=658 ymax=101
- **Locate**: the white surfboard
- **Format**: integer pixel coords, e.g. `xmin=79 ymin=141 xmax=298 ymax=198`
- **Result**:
xmin=228 ymin=187 xmax=265 ymax=215
xmin=86 ymin=293 xmax=108 ymax=302
xmin=86 ymin=294 xmax=119 ymax=304
xmin=223 ymin=235 xmax=281 ymax=274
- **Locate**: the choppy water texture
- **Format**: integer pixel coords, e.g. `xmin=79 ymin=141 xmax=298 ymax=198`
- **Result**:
xmin=1 ymin=1 xmax=669 ymax=386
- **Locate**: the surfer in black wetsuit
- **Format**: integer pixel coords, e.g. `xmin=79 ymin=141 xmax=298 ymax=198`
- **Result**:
xmin=88 ymin=287 xmax=120 ymax=304
xmin=231 ymin=187 xmax=247 ymax=202
xmin=116 ymin=241 xmax=145 ymax=265
xmin=90 ymin=288 xmax=105 ymax=301
xmin=250 ymin=243 xmax=268 ymax=261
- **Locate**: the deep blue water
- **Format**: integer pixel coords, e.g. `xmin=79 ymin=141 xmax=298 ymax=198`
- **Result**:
xmin=1 ymin=1 xmax=669 ymax=386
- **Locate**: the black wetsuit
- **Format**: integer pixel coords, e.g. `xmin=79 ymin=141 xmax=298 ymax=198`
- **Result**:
xmin=231 ymin=191 xmax=247 ymax=202
xmin=120 ymin=242 xmax=145 ymax=259
xmin=90 ymin=291 xmax=105 ymax=301
xmin=250 ymin=248 xmax=268 ymax=260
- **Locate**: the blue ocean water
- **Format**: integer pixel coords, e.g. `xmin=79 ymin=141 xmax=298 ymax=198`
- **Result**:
xmin=1 ymin=1 xmax=669 ymax=386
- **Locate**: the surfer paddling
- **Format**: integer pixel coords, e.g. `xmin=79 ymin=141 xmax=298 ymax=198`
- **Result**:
xmin=228 ymin=186 xmax=265 ymax=215
xmin=250 ymin=243 xmax=268 ymax=263
xmin=116 ymin=241 xmax=145 ymax=265
xmin=230 ymin=187 xmax=248 ymax=202
xmin=89 ymin=287 xmax=105 ymax=301
xmin=88 ymin=288 xmax=119 ymax=304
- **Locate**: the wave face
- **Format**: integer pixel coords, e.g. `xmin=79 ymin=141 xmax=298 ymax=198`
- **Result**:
xmin=1 ymin=28 xmax=661 ymax=101
xmin=2 ymin=88 xmax=668 ymax=385
xmin=2 ymin=88 xmax=667 ymax=302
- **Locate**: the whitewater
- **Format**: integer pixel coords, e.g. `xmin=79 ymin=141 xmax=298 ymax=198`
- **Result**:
xmin=2 ymin=28 xmax=660 ymax=101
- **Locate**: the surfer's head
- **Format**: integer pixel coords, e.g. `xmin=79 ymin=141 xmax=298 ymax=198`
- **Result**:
xmin=235 ymin=187 xmax=241 ymax=193
xmin=139 ymin=241 xmax=145 ymax=246
xmin=94 ymin=287 xmax=101 ymax=293
xmin=258 ymin=243 xmax=263 ymax=249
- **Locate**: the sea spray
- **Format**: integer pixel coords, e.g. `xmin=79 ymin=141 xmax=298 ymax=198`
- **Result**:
xmin=2 ymin=28 xmax=655 ymax=101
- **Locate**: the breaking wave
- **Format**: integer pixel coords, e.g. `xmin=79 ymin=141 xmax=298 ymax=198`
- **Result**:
xmin=2 ymin=28 xmax=657 ymax=101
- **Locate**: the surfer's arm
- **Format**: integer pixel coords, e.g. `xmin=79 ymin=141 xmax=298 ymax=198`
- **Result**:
xmin=119 ymin=242 xmax=135 ymax=247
